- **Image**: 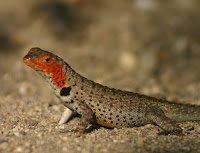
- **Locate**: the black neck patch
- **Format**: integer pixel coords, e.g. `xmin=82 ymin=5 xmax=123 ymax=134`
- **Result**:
xmin=60 ymin=86 xmax=72 ymax=96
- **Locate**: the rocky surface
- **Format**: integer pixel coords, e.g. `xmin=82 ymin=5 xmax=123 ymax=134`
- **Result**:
xmin=1 ymin=0 xmax=200 ymax=152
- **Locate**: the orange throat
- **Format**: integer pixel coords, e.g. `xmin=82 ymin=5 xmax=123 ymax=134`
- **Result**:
xmin=24 ymin=58 xmax=66 ymax=89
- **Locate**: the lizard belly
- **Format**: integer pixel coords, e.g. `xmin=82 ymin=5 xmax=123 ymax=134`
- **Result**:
xmin=96 ymin=118 xmax=117 ymax=128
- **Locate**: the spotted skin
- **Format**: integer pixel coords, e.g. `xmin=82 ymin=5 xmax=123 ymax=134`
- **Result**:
xmin=23 ymin=47 xmax=200 ymax=135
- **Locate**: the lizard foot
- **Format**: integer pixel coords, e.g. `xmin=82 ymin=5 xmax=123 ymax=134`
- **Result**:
xmin=158 ymin=128 xmax=183 ymax=136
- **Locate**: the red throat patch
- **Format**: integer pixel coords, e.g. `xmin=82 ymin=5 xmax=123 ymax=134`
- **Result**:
xmin=23 ymin=55 xmax=66 ymax=88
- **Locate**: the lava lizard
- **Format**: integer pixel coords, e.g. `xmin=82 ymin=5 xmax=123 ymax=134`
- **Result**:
xmin=23 ymin=47 xmax=200 ymax=135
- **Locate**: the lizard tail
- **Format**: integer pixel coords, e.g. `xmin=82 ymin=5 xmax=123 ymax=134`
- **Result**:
xmin=162 ymin=102 xmax=200 ymax=122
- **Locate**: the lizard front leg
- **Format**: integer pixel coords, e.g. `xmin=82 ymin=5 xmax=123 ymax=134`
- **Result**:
xmin=73 ymin=101 xmax=94 ymax=135
xmin=146 ymin=107 xmax=183 ymax=135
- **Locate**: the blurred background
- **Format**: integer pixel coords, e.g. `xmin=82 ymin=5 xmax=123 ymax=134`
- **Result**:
xmin=1 ymin=0 xmax=200 ymax=103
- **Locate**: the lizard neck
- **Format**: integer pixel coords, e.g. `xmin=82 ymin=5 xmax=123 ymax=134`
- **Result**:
xmin=52 ymin=62 xmax=83 ymax=100
xmin=53 ymin=62 xmax=95 ymax=101
xmin=37 ymin=61 xmax=75 ymax=96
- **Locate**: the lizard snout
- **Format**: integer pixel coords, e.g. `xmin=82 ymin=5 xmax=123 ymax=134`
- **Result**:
xmin=23 ymin=54 xmax=31 ymax=61
xmin=23 ymin=54 xmax=34 ymax=66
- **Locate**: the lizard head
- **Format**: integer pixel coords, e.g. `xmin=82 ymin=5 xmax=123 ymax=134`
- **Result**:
xmin=23 ymin=47 xmax=66 ymax=89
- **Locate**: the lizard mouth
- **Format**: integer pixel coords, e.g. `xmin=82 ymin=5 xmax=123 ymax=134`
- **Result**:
xmin=23 ymin=54 xmax=44 ymax=71
xmin=23 ymin=54 xmax=31 ymax=62
xmin=23 ymin=54 xmax=35 ymax=68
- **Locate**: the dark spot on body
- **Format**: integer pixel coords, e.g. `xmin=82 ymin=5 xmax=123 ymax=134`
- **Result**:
xmin=76 ymin=92 xmax=79 ymax=95
xmin=97 ymin=103 xmax=99 ymax=106
xmin=68 ymin=77 xmax=71 ymax=82
xmin=71 ymin=100 xmax=74 ymax=103
xmin=123 ymin=116 xmax=126 ymax=119
xmin=102 ymin=87 xmax=106 ymax=93
xmin=117 ymin=119 xmax=120 ymax=121
xmin=108 ymin=117 xmax=112 ymax=120
xmin=73 ymin=82 xmax=77 ymax=86
xmin=75 ymin=107 xmax=78 ymax=110
xmin=103 ymin=120 xmax=107 ymax=122
xmin=100 ymin=114 xmax=103 ymax=116
xmin=98 ymin=109 xmax=101 ymax=111
xmin=111 ymin=88 xmax=116 ymax=95
xmin=99 ymin=100 xmax=103 ymax=103
xmin=116 ymin=115 xmax=119 ymax=118
xmin=111 ymin=121 xmax=113 ymax=123
xmin=116 ymin=123 xmax=119 ymax=125
xmin=92 ymin=83 xmax=96 ymax=89
xmin=103 ymin=110 xmax=106 ymax=113
xmin=122 ymin=93 xmax=126 ymax=97
xmin=81 ymin=77 xmax=85 ymax=83
xmin=60 ymin=87 xmax=71 ymax=96
xmin=110 ymin=113 xmax=113 ymax=115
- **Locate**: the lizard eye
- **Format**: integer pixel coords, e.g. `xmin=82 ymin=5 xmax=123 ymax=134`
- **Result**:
xmin=45 ymin=58 xmax=50 ymax=63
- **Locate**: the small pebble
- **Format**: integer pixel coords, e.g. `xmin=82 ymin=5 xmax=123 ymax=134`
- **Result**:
xmin=19 ymin=131 xmax=27 ymax=136
xmin=3 ymin=129 xmax=10 ymax=135
xmin=0 ymin=139 xmax=8 ymax=143
xmin=119 ymin=51 xmax=136 ymax=71
xmin=40 ymin=119 xmax=48 ymax=126
xmin=16 ymin=146 xmax=23 ymax=152
xmin=5 ymin=123 xmax=13 ymax=130
xmin=27 ymin=119 xmax=38 ymax=126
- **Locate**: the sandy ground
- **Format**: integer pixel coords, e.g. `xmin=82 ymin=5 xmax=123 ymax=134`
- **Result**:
xmin=1 ymin=0 xmax=200 ymax=152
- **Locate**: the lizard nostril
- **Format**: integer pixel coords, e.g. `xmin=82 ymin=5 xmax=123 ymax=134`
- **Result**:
xmin=23 ymin=55 xmax=31 ymax=62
